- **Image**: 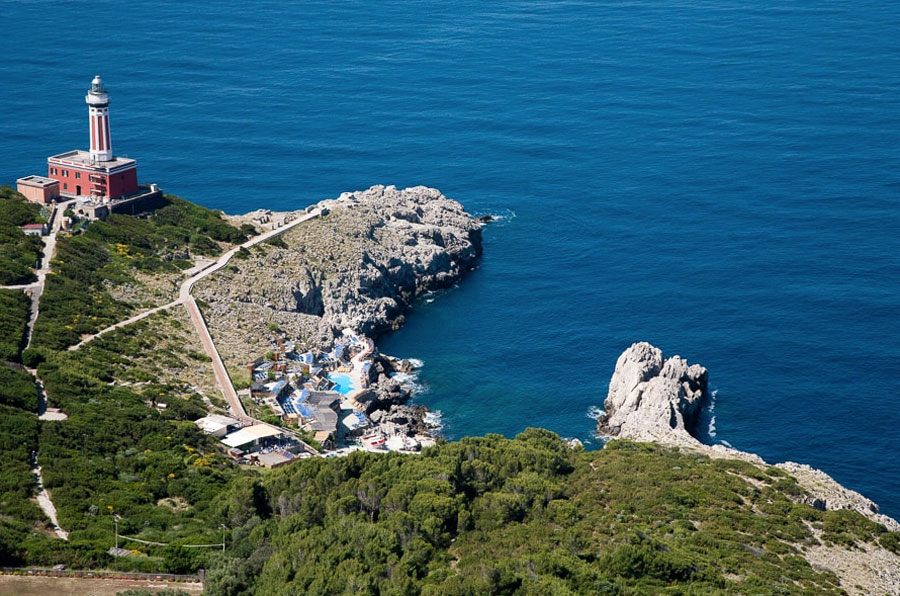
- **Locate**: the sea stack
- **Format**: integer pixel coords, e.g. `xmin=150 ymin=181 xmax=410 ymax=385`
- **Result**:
xmin=596 ymin=342 xmax=708 ymax=446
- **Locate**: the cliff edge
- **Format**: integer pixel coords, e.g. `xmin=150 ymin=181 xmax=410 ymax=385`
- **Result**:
xmin=194 ymin=185 xmax=482 ymax=365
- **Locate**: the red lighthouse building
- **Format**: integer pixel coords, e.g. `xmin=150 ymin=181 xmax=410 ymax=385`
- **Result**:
xmin=46 ymin=76 xmax=139 ymax=200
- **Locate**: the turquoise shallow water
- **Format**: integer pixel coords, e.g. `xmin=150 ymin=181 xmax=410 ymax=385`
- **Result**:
xmin=328 ymin=373 xmax=357 ymax=396
xmin=2 ymin=0 xmax=899 ymax=516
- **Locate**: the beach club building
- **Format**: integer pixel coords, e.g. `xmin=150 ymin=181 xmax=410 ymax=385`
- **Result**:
xmin=221 ymin=424 xmax=284 ymax=451
xmin=194 ymin=414 xmax=241 ymax=438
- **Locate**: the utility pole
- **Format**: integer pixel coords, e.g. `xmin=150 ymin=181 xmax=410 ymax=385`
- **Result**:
xmin=220 ymin=524 xmax=227 ymax=552
xmin=113 ymin=513 xmax=121 ymax=572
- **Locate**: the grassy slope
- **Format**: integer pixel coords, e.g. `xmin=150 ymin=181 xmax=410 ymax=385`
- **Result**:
xmin=0 ymin=194 xmax=251 ymax=570
xmin=31 ymin=195 xmax=248 ymax=351
xmin=202 ymin=431 xmax=900 ymax=596
xmin=29 ymin=311 xmax=246 ymax=570
xmin=0 ymin=186 xmax=44 ymax=286
xmin=0 ymin=289 xmax=30 ymax=362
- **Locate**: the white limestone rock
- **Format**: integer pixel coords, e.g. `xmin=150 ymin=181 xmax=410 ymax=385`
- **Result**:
xmin=597 ymin=342 xmax=708 ymax=446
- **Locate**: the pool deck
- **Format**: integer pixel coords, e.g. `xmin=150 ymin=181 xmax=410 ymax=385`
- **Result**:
xmin=344 ymin=337 xmax=375 ymax=410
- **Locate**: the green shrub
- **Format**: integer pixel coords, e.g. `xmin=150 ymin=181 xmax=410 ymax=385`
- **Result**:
xmin=0 ymin=289 xmax=29 ymax=362
xmin=0 ymin=186 xmax=44 ymax=285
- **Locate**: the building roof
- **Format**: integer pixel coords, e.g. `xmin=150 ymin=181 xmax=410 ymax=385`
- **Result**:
xmin=221 ymin=424 xmax=283 ymax=447
xmin=21 ymin=223 xmax=45 ymax=230
xmin=342 ymin=411 xmax=370 ymax=431
xmin=251 ymin=379 xmax=287 ymax=395
xmin=48 ymin=149 xmax=136 ymax=172
xmin=307 ymin=391 xmax=340 ymax=409
xmin=17 ymin=175 xmax=59 ymax=187
xmin=257 ymin=451 xmax=294 ymax=468
xmin=307 ymin=405 xmax=338 ymax=432
xmin=195 ymin=414 xmax=240 ymax=434
xmin=244 ymin=424 xmax=284 ymax=439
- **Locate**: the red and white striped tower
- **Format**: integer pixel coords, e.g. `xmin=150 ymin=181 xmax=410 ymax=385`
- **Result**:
xmin=85 ymin=75 xmax=113 ymax=162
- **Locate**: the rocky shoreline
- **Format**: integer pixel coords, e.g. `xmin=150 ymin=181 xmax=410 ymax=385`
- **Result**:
xmin=196 ymin=185 xmax=484 ymax=441
xmin=597 ymin=342 xmax=900 ymax=595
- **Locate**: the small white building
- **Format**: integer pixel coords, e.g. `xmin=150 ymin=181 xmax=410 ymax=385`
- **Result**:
xmin=194 ymin=414 xmax=240 ymax=438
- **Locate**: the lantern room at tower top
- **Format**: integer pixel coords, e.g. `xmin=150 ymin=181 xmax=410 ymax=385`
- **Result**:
xmin=45 ymin=75 xmax=139 ymax=201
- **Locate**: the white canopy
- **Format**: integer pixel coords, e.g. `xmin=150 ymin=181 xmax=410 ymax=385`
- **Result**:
xmin=221 ymin=424 xmax=282 ymax=448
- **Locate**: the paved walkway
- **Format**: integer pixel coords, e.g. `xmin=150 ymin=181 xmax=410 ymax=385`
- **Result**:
xmin=183 ymin=295 xmax=247 ymax=418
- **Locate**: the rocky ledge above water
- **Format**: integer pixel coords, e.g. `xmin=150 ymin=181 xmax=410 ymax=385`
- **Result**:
xmin=194 ymin=185 xmax=482 ymax=366
xmin=597 ymin=341 xmax=900 ymax=595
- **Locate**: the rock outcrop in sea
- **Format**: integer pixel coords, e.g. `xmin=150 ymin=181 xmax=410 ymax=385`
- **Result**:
xmin=597 ymin=341 xmax=900 ymax=596
xmin=596 ymin=342 xmax=707 ymax=446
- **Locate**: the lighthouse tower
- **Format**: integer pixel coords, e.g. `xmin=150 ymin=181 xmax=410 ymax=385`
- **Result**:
xmin=86 ymin=75 xmax=113 ymax=162
xmin=46 ymin=76 xmax=139 ymax=201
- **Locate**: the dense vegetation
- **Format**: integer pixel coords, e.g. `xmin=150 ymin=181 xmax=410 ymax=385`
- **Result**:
xmin=0 ymin=403 xmax=49 ymax=566
xmin=0 ymin=355 xmax=54 ymax=567
xmin=0 ymin=289 xmax=30 ymax=362
xmin=3 ymin=193 xmax=897 ymax=594
xmin=0 ymin=186 xmax=44 ymax=285
xmin=0 ymin=365 xmax=39 ymax=411
xmin=16 ymin=316 xmax=247 ymax=570
xmin=197 ymin=432 xmax=900 ymax=596
xmin=32 ymin=195 xmax=247 ymax=350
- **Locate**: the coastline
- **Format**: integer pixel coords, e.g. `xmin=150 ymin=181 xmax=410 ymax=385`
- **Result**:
xmin=596 ymin=341 xmax=900 ymax=595
xmin=197 ymin=185 xmax=484 ymax=452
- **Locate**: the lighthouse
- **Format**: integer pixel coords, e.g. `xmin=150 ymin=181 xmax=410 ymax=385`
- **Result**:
xmin=86 ymin=75 xmax=113 ymax=162
xmin=46 ymin=75 xmax=139 ymax=200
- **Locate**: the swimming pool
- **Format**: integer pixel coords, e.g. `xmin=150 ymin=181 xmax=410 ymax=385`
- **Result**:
xmin=328 ymin=373 xmax=357 ymax=395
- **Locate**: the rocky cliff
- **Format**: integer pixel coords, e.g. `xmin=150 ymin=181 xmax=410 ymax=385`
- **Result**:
xmin=597 ymin=341 xmax=900 ymax=596
xmin=194 ymin=185 xmax=482 ymax=368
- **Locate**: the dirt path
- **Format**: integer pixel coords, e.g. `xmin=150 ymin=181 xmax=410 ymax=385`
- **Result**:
xmin=23 ymin=200 xmax=73 ymax=349
xmin=30 ymin=454 xmax=67 ymax=540
xmin=0 ymin=574 xmax=202 ymax=596
xmin=69 ymin=299 xmax=181 ymax=351
xmin=16 ymin=202 xmax=72 ymax=540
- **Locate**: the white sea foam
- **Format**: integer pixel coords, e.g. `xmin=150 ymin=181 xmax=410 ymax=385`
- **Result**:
xmin=720 ymin=440 xmax=733 ymax=449
xmin=406 ymin=358 xmax=424 ymax=369
xmin=392 ymin=371 xmax=428 ymax=395
xmin=708 ymin=388 xmax=717 ymax=412
xmin=586 ymin=405 xmax=605 ymax=421
xmin=423 ymin=410 xmax=443 ymax=430
xmin=474 ymin=208 xmax=517 ymax=226
xmin=708 ymin=415 xmax=717 ymax=437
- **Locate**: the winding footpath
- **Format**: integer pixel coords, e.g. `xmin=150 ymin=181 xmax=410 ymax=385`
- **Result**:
xmin=74 ymin=208 xmax=323 ymax=450
xmin=11 ymin=201 xmax=74 ymax=541
xmin=11 ymin=205 xmax=321 ymax=543
xmin=69 ymin=299 xmax=181 ymax=351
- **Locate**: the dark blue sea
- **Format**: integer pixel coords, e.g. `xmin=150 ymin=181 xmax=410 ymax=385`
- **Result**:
xmin=3 ymin=0 xmax=899 ymax=516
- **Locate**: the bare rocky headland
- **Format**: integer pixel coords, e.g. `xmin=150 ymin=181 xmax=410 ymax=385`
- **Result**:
xmin=597 ymin=342 xmax=900 ymax=595
xmin=194 ymin=185 xmax=483 ymax=434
